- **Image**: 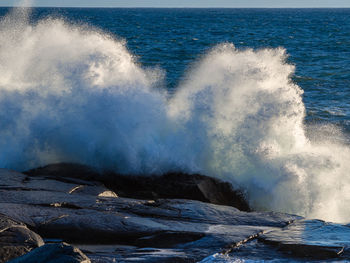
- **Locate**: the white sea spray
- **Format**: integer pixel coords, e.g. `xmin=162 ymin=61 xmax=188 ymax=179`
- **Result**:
xmin=0 ymin=8 xmax=349 ymax=223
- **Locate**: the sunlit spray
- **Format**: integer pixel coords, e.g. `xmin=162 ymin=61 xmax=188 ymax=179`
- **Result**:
xmin=0 ymin=7 xmax=349 ymax=223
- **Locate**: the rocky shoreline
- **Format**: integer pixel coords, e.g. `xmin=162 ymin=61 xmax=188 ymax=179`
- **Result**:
xmin=0 ymin=163 xmax=349 ymax=262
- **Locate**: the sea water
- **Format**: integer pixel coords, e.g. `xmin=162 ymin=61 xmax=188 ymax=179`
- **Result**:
xmin=0 ymin=7 xmax=349 ymax=224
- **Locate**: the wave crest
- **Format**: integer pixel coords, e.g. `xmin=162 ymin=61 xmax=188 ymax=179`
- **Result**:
xmin=1 ymin=8 xmax=349 ymax=223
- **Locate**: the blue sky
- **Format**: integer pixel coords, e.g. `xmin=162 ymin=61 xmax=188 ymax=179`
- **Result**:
xmin=1 ymin=0 xmax=350 ymax=8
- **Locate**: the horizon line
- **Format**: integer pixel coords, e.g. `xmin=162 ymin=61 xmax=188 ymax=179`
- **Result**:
xmin=1 ymin=6 xmax=350 ymax=9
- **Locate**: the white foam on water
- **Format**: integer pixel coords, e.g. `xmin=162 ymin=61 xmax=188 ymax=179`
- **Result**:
xmin=0 ymin=7 xmax=349 ymax=223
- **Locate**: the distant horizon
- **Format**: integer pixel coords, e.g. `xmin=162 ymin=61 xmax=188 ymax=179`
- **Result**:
xmin=1 ymin=6 xmax=350 ymax=9
xmin=1 ymin=0 xmax=350 ymax=8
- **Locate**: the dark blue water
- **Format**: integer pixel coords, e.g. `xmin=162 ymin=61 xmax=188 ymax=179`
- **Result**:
xmin=8 ymin=7 xmax=349 ymax=132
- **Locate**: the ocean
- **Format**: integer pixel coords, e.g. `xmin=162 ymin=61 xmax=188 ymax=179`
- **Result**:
xmin=0 ymin=7 xmax=350 ymax=224
xmin=25 ymin=7 xmax=350 ymax=129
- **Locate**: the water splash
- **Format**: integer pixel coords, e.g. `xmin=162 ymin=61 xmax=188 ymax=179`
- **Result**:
xmin=0 ymin=8 xmax=349 ymax=223
xmin=170 ymin=44 xmax=350 ymax=223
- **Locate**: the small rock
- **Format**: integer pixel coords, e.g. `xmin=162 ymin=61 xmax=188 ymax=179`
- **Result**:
xmin=0 ymin=214 xmax=44 ymax=263
xmin=8 ymin=242 xmax=90 ymax=263
xmin=97 ymin=190 xmax=118 ymax=198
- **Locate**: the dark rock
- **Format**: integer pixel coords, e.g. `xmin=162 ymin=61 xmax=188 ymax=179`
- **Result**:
xmin=25 ymin=163 xmax=250 ymax=211
xmin=0 ymin=213 xmax=44 ymax=263
xmin=259 ymin=219 xmax=350 ymax=259
xmin=2 ymin=166 xmax=348 ymax=262
xmin=0 ymin=201 xmax=280 ymax=246
xmin=8 ymin=242 xmax=90 ymax=263
xmin=25 ymin=163 xmax=99 ymax=182
xmin=80 ymin=245 xmax=197 ymax=263
xmin=106 ymin=172 xmax=250 ymax=211
xmin=0 ymin=168 xmax=297 ymax=262
xmin=135 ymin=231 xmax=205 ymax=248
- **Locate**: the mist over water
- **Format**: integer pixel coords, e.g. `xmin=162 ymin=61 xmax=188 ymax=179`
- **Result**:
xmin=0 ymin=7 xmax=350 ymax=223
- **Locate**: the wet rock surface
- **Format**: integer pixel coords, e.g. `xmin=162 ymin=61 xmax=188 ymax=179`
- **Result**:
xmin=0 ymin=213 xmax=44 ymax=263
xmin=8 ymin=242 xmax=90 ymax=263
xmin=25 ymin=163 xmax=250 ymax=211
xmin=259 ymin=220 xmax=350 ymax=260
xmin=0 ymin=164 xmax=349 ymax=262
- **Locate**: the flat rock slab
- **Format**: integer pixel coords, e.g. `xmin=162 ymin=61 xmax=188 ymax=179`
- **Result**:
xmin=260 ymin=220 xmax=350 ymax=259
xmin=25 ymin=163 xmax=250 ymax=211
xmin=1 ymin=166 xmax=348 ymax=262
xmin=0 ymin=167 xmax=298 ymax=262
xmin=78 ymin=245 xmax=195 ymax=263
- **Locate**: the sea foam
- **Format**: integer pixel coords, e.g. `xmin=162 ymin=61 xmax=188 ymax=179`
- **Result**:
xmin=0 ymin=7 xmax=349 ymax=223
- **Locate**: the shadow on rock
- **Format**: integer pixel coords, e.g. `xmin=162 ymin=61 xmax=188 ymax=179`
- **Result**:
xmin=25 ymin=163 xmax=250 ymax=211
